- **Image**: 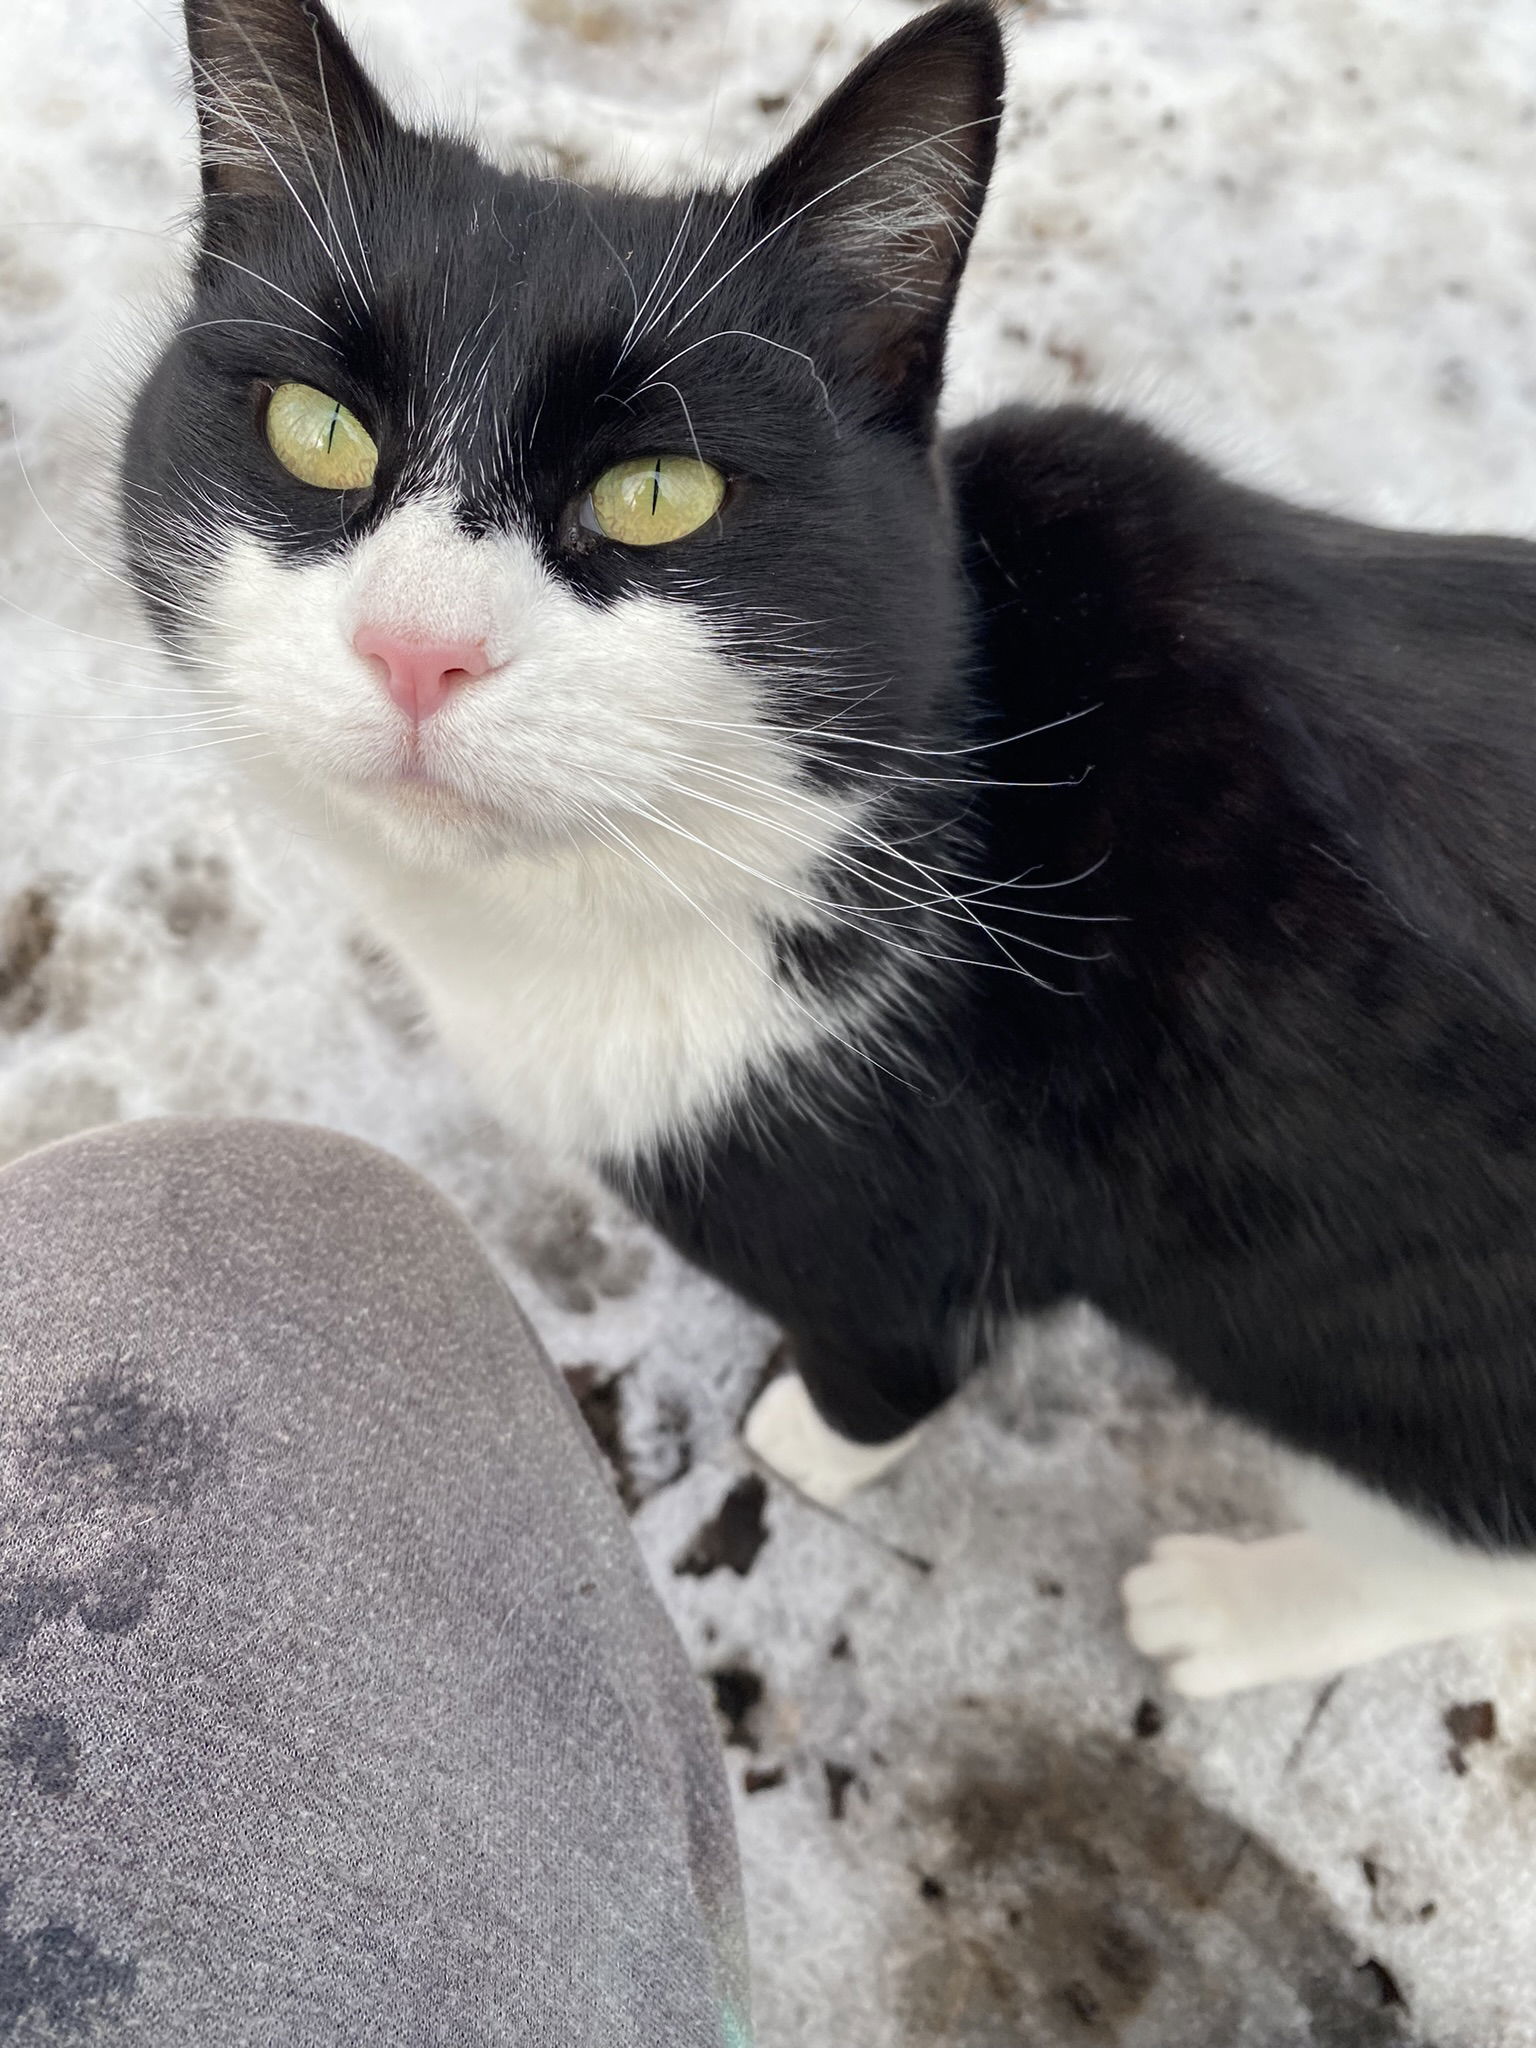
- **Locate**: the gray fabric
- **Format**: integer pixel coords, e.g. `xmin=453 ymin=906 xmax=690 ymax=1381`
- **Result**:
xmin=0 ymin=1117 xmax=749 ymax=2046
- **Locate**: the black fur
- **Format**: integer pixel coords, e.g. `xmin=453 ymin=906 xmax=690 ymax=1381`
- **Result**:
xmin=128 ymin=0 xmax=1536 ymax=1554
xmin=636 ymin=406 xmax=1536 ymax=1556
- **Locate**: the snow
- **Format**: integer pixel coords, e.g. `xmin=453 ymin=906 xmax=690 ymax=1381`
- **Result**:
xmin=6 ymin=1 xmax=1536 ymax=2041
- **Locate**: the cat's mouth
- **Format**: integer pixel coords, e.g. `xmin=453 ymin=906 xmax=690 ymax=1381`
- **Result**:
xmin=347 ymin=744 xmax=583 ymax=861
xmin=396 ymin=755 xmax=456 ymax=791
xmin=368 ymin=724 xmax=484 ymax=801
xmin=337 ymin=735 xmax=510 ymax=831
xmin=372 ymin=763 xmax=501 ymax=822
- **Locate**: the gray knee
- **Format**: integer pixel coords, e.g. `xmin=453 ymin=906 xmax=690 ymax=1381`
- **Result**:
xmin=2 ymin=1114 xmax=462 ymax=1288
xmin=0 ymin=1117 xmax=525 ymax=1418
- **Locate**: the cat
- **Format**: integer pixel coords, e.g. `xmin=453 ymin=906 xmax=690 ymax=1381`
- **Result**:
xmin=122 ymin=0 xmax=1536 ymax=1698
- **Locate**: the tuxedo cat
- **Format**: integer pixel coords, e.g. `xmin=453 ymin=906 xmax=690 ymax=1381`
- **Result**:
xmin=124 ymin=0 xmax=1536 ymax=1696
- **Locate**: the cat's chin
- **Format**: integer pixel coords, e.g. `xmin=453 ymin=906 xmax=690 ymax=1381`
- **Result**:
xmin=334 ymin=769 xmax=578 ymax=873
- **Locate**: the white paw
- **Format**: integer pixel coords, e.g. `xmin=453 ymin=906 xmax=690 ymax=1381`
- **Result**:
xmin=1122 ymin=1530 xmax=1360 ymax=1698
xmin=743 ymin=1371 xmax=924 ymax=1508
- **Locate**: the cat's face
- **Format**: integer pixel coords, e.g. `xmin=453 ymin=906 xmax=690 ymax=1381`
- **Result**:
xmin=124 ymin=0 xmax=1003 ymax=882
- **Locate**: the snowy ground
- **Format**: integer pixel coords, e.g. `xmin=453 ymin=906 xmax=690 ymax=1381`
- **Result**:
xmin=6 ymin=1 xmax=1536 ymax=2042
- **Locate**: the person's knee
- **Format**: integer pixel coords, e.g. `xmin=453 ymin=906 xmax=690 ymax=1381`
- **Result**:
xmin=1 ymin=1115 xmax=477 ymax=1317
xmin=2 ymin=1115 xmax=536 ymax=1428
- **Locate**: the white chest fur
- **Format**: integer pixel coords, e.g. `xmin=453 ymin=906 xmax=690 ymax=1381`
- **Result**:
xmin=340 ymin=841 xmax=820 ymax=1161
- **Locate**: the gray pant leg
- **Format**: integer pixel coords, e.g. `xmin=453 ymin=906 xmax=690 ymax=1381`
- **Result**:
xmin=0 ymin=1118 xmax=750 ymax=2047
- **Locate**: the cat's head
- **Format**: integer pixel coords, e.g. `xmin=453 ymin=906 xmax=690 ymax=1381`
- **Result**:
xmin=124 ymin=0 xmax=1004 ymax=881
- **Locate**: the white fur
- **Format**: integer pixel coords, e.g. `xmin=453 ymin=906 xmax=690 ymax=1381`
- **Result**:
xmin=744 ymin=1369 xmax=926 ymax=1507
xmin=1123 ymin=1456 xmax=1536 ymax=1697
xmin=196 ymin=498 xmax=893 ymax=1157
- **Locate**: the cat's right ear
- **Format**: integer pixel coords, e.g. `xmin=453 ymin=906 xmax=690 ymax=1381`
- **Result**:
xmin=183 ymin=0 xmax=398 ymax=207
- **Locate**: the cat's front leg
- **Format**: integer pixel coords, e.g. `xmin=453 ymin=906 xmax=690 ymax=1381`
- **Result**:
xmin=744 ymin=1329 xmax=954 ymax=1509
xmin=1122 ymin=1458 xmax=1536 ymax=1696
xmin=744 ymin=1373 xmax=927 ymax=1507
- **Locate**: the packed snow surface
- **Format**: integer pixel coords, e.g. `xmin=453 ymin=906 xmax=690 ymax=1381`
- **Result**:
xmin=6 ymin=3 xmax=1536 ymax=2041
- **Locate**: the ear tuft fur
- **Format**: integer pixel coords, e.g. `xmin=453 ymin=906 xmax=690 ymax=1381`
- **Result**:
xmin=183 ymin=0 xmax=395 ymax=203
xmin=747 ymin=1 xmax=1006 ymax=423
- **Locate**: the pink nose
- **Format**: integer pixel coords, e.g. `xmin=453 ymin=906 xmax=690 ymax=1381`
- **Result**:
xmin=353 ymin=626 xmax=491 ymax=724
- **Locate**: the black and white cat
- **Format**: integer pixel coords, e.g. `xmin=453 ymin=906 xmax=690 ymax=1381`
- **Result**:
xmin=125 ymin=0 xmax=1536 ymax=1696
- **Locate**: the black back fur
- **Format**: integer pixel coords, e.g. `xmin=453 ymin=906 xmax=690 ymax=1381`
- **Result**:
xmin=636 ymin=402 xmax=1536 ymax=1551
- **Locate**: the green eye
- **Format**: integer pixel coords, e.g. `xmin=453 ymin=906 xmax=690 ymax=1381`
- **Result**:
xmin=264 ymin=381 xmax=378 ymax=491
xmin=585 ymin=454 xmax=725 ymax=546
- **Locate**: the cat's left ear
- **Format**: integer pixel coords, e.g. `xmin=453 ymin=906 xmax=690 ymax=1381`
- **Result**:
xmin=183 ymin=0 xmax=399 ymax=205
xmin=746 ymin=0 xmax=1005 ymax=428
